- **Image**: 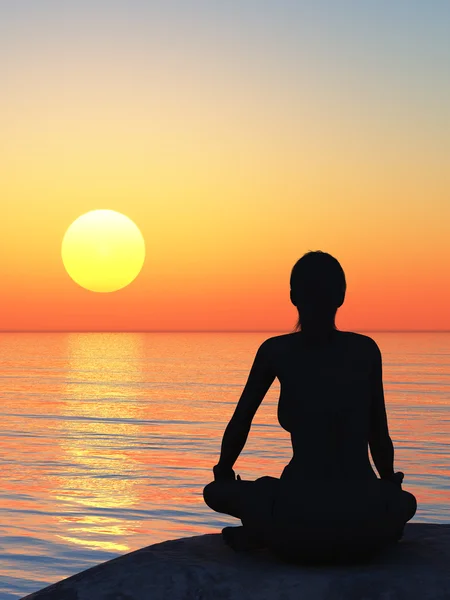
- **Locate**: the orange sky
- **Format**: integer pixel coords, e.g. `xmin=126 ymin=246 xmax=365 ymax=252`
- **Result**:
xmin=1 ymin=3 xmax=449 ymax=332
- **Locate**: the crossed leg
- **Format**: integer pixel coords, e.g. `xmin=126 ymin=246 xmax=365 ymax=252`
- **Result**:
xmin=390 ymin=489 xmax=417 ymax=541
xmin=203 ymin=476 xmax=418 ymax=557
xmin=203 ymin=476 xmax=279 ymax=550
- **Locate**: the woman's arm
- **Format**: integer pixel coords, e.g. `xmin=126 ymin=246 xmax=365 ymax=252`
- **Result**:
xmin=368 ymin=339 xmax=395 ymax=480
xmin=214 ymin=339 xmax=276 ymax=474
xmin=215 ymin=421 xmax=252 ymax=473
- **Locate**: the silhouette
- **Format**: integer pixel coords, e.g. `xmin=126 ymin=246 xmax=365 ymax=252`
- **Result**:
xmin=203 ymin=250 xmax=417 ymax=565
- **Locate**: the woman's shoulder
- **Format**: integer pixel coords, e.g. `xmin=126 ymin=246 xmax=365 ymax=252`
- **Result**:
xmin=266 ymin=330 xmax=374 ymax=342
xmin=266 ymin=331 xmax=377 ymax=355
xmin=342 ymin=331 xmax=378 ymax=348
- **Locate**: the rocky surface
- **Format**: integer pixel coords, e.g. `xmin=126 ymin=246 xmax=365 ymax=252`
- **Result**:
xmin=23 ymin=523 xmax=450 ymax=600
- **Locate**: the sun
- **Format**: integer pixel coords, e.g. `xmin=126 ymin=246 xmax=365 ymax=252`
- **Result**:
xmin=61 ymin=210 xmax=146 ymax=292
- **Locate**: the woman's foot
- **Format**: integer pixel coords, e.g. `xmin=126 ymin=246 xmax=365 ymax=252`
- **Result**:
xmin=221 ymin=526 xmax=267 ymax=551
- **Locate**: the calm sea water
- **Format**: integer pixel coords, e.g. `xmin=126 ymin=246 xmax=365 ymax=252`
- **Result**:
xmin=0 ymin=331 xmax=449 ymax=599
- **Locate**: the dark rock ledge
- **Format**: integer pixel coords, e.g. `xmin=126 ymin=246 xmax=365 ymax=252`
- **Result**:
xmin=23 ymin=524 xmax=450 ymax=600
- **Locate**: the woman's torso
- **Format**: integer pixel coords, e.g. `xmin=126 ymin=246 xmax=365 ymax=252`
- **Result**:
xmin=270 ymin=330 xmax=377 ymax=484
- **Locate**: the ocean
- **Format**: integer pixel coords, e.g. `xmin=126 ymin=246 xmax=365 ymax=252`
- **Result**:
xmin=0 ymin=331 xmax=449 ymax=599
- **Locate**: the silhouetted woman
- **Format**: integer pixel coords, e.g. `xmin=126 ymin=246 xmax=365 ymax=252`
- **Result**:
xmin=203 ymin=251 xmax=417 ymax=565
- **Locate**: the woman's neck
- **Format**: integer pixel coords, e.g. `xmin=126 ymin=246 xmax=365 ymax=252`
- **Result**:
xmin=299 ymin=327 xmax=337 ymax=346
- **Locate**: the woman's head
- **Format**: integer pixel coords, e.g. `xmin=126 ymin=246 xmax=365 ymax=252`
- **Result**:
xmin=290 ymin=250 xmax=346 ymax=334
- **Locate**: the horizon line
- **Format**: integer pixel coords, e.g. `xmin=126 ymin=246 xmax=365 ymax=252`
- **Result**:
xmin=1 ymin=330 xmax=449 ymax=334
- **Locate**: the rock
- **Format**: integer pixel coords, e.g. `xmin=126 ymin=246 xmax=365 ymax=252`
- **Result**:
xmin=22 ymin=524 xmax=450 ymax=600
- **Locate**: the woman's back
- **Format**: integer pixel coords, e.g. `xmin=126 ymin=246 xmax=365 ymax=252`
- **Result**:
xmin=271 ymin=329 xmax=377 ymax=482
xmin=267 ymin=330 xmax=408 ymax=550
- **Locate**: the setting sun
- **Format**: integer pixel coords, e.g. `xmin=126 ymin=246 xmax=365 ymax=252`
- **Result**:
xmin=61 ymin=210 xmax=146 ymax=293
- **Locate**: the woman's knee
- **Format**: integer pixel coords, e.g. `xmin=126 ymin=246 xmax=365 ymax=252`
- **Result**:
xmin=403 ymin=491 xmax=417 ymax=521
xmin=203 ymin=480 xmax=248 ymax=519
xmin=203 ymin=482 xmax=220 ymax=509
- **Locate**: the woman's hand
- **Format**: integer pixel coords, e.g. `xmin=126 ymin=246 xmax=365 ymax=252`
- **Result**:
xmin=392 ymin=471 xmax=404 ymax=487
xmin=383 ymin=471 xmax=404 ymax=488
xmin=213 ymin=464 xmax=237 ymax=482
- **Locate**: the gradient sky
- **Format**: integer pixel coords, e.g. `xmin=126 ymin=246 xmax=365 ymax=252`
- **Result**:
xmin=1 ymin=1 xmax=449 ymax=331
